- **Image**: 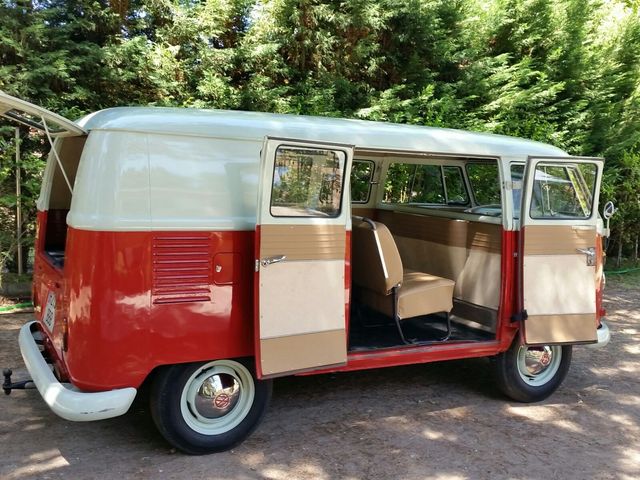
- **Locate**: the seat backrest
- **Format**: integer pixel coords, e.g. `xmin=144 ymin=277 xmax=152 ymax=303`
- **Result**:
xmin=352 ymin=218 xmax=403 ymax=294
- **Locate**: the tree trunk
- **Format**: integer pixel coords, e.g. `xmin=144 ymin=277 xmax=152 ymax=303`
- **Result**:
xmin=617 ymin=236 xmax=623 ymax=268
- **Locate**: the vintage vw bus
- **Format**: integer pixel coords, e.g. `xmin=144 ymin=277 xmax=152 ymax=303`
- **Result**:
xmin=1 ymin=91 xmax=611 ymax=454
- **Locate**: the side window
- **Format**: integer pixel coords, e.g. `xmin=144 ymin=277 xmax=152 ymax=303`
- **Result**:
xmin=412 ymin=165 xmax=445 ymax=203
xmin=466 ymin=163 xmax=501 ymax=205
xmin=383 ymin=163 xmax=418 ymax=204
xmin=511 ymin=163 xmax=525 ymax=215
xmin=351 ymin=160 xmax=374 ymax=203
xmin=383 ymin=163 xmax=445 ymax=204
xmin=443 ymin=166 xmax=469 ymax=205
xmin=530 ymin=163 xmax=597 ymax=219
xmin=270 ymin=146 xmax=346 ymax=217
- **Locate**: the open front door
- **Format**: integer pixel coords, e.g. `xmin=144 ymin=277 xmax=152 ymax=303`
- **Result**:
xmin=519 ymin=156 xmax=604 ymax=345
xmin=255 ymin=137 xmax=353 ymax=378
xmin=0 ymin=91 xmax=86 ymax=137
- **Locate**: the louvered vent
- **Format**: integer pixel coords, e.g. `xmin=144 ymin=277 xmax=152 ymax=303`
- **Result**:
xmin=152 ymin=235 xmax=212 ymax=304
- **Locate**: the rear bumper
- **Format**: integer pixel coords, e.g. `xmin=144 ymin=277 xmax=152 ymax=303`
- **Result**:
xmin=19 ymin=321 xmax=137 ymax=421
xmin=587 ymin=320 xmax=611 ymax=349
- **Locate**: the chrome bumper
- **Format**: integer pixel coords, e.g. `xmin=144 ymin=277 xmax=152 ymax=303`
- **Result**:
xmin=587 ymin=320 xmax=611 ymax=349
xmin=18 ymin=321 xmax=137 ymax=421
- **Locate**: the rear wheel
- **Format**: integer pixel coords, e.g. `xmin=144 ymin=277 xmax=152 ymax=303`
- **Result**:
xmin=492 ymin=339 xmax=572 ymax=402
xmin=150 ymin=358 xmax=272 ymax=454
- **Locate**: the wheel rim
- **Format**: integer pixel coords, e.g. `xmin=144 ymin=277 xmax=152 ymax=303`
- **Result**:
xmin=180 ymin=360 xmax=255 ymax=435
xmin=516 ymin=345 xmax=562 ymax=387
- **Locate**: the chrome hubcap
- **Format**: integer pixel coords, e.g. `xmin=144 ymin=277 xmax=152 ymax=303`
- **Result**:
xmin=194 ymin=372 xmax=241 ymax=419
xmin=517 ymin=345 xmax=562 ymax=386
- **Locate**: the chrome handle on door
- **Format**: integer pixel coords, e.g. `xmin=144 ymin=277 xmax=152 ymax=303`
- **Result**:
xmin=576 ymin=247 xmax=596 ymax=266
xmin=261 ymin=255 xmax=286 ymax=267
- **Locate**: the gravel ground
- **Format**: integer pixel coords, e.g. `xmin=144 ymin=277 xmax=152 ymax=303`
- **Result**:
xmin=0 ymin=282 xmax=638 ymax=480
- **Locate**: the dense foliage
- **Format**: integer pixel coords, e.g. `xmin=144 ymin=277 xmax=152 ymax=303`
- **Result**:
xmin=1 ymin=0 xmax=639 ymax=272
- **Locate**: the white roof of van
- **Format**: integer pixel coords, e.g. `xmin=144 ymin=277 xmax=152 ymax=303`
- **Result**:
xmin=77 ymin=107 xmax=567 ymax=158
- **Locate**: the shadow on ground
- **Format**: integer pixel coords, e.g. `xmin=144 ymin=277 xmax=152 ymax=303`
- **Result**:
xmin=0 ymin=282 xmax=638 ymax=480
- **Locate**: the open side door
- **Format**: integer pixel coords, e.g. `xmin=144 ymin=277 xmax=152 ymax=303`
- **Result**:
xmin=255 ymin=137 xmax=353 ymax=379
xmin=0 ymin=90 xmax=86 ymax=137
xmin=519 ymin=156 xmax=604 ymax=345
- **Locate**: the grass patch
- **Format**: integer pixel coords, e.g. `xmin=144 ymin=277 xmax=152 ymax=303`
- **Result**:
xmin=605 ymin=267 xmax=640 ymax=290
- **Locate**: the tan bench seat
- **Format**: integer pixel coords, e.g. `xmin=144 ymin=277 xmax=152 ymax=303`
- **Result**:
xmin=357 ymin=270 xmax=454 ymax=320
xmin=351 ymin=217 xmax=455 ymax=343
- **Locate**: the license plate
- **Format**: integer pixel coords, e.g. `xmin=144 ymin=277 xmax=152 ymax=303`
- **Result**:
xmin=43 ymin=292 xmax=56 ymax=331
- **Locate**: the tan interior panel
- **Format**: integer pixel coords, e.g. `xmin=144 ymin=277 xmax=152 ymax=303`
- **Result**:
xmin=260 ymin=224 xmax=345 ymax=261
xmin=376 ymin=210 xmax=501 ymax=253
xmin=525 ymin=314 xmax=597 ymax=344
xmin=524 ymin=225 xmax=595 ymax=255
xmin=351 ymin=207 xmax=376 ymax=218
xmin=49 ymin=136 xmax=87 ymax=209
xmin=394 ymin=237 xmax=467 ymax=282
xmin=260 ymin=329 xmax=346 ymax=377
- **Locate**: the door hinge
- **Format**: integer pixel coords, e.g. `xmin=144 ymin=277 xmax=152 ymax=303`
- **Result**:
xmin=511 ymin=310 xmax=528 ymax=323
xmin=254 ymin=259 xmax=260 ymax=272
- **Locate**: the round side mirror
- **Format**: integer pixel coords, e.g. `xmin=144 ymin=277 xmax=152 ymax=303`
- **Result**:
xmin=603 ymin=201 xmax=616 ymax=220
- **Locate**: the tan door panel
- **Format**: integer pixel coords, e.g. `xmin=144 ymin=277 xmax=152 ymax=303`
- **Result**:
xmin=522 ymin=225 xmax=598 ymax=345
xmin=260 ymin=330 xmax=346 ymax=377
xmin=524 ymin=314 xmax=596 ymax=344
xmin=260 ymin=224 xmax=346 ymax=260
xmin=258 ymin=225 xmax=348 ymax=378
xmin=259 ymin=259 xmax=345 ymax=339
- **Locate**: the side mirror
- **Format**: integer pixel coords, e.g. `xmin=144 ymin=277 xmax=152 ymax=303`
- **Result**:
xmin=602 ymin=201 xmax=616 ymax=238
xmin=603 ymin=201 xmax=616 ymax=220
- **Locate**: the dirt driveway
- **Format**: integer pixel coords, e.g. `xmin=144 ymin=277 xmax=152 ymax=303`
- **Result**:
xmin=1 ymin=283 xmax=638 ymax=480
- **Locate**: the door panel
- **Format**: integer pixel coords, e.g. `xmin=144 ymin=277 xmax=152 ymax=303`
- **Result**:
xmin=0 ymin=90 xmax=86 ymax=137
xmin=255 ymin=138 xmax=353 ymax=378
xmin=260 ymin=224 xmax=346 ymax=261
xmin=520 ymin=157 xmax=603 ymax=345
xmin=259 ymin=330 xmax=347 ymax=377
xmin=259 ymin=256 xmax=345 ymax=339
xmin=523 ymin=225 xmax=597 ymax=343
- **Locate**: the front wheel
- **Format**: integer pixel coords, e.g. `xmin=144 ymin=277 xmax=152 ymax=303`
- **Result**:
xmin=492 ymin=340 xmax=572 ymax=403
xmin=150 ymin=358 xmax=272 ymax=454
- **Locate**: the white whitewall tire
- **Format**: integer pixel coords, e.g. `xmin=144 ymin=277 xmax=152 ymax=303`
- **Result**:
xmin=150 ymin=358 xmax=272 ymax=454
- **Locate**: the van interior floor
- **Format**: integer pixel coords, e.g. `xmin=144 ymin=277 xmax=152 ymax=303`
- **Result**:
xmin=348 ymin=306 xmax=494 ymax=351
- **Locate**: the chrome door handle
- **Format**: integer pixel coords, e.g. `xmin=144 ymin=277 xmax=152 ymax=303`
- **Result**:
xmin=576 ymin=247 xmax=596 ymax=266
xmin=261 ymin=255 xmax=286 ymax=267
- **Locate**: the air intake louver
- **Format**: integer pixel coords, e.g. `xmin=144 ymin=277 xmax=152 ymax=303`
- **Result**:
xmin=152 ymin=235 xmax=212 ymax=305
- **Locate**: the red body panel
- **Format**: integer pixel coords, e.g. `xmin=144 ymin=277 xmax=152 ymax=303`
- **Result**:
xmin=34 ymin=210 xmax=255 ymax=391
xmin=33 ymin=212 xmax=519 ymax=391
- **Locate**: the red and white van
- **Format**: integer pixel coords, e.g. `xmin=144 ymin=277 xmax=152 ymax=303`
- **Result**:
xmin=1 ymin=91 xmax=611 ymax=454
